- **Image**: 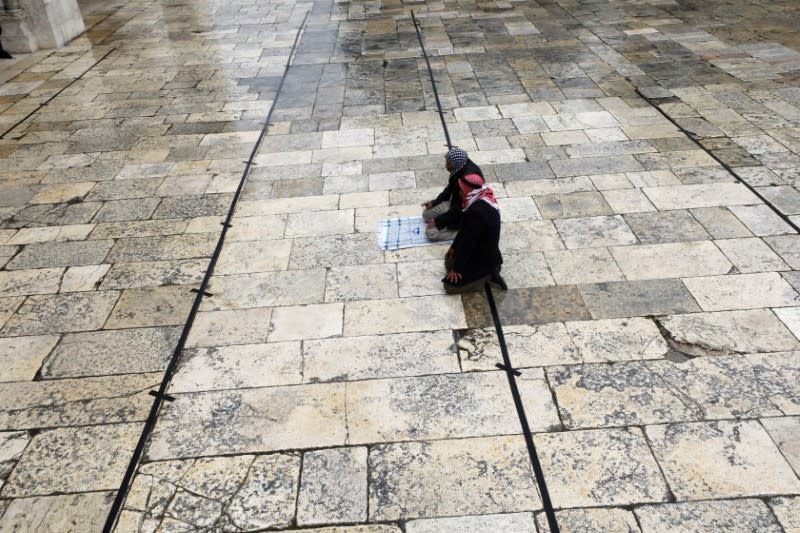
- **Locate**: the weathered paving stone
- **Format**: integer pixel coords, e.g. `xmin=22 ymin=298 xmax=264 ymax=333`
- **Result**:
xmin=716 ymin=237 xmax=790 ymax=272
xmin=535 ymin=192 xmax=613 ymax=220
xmin=326 ymin=264 xmax=398 ymax=301
xmin=92 ymin=198 xmax=161 ymax=223
xmin=458 ymin=323 xmax=579 ymax=371
xmin=611 ymin=241 xmax=733 ymax=280
xmin=643 ymin=183 xmax=759 ymax=209
xmin=42 ymin=326 xmax=180 ymax=378
xmin=462 ymin=286 xmax=591 ymax=328
xmin=297 ymin=447 xmax=368 ymax=526
xmin=579 ymin=280 xmax=701 ymax=319
xmin=565 ymin=317 xmax=668 ymax=363
xmin=635 ymin=500 xmax=783 ymax=533
xmin=0 ymin=297 xmax=23 ymax=330
xmin=0 ymin=492 xmax=114 ymax=532
xmin=0 ymin=267 xmax=63 ymax=297
xmin=303 ymin=331 xmax=458 ymax=382
xmin=766 ymin=235 xmax=800 ymax=269
xmin=169 ymin=342 xmax=302 ymax=393
xmin=407 ymin=512 xmax=538 ymax=533
xmin=100 ymin=258 xmax=207 ymax=289
xmin=214 ymin=240 xmax=293 ymax=275
xmin=729 ymin=205 xmax=795 ymax=236
xmin=535 ymin=427 xmax=669 ymax=508
xmin=684 ymin=272 xmax=800 ymax=311
xmin=748 ymin=352 xmax=800 ymax=415
xmin=0 ymin=334 xmax=58 ymax=381
xmin=368 ymin=435 xmax=542 ymax=521
xmin=554 ymin=215 xmax=637 ymax=249
xmin=5 ymin=239 xmax=113 ymax=270
xmin=268 ymin=303 xmax=343 ymax=342
xmin=501 ymin=220 xmax=565 ymax=253
xmin=2 ymin=423 xmax=141 ymax=496
xmin=344 ymin=295 xmax=466 ymax=336
xmin=290 ymin=233 xmax=384 ymax=269
xmin=544 ymin=248 xmax=624 ymax=285
xmin=348 ymin=371 xmax=560 ymax=443
xmin=147 ymin=383 xmax=347 ymax=460
xmin=0 ymin=431 xmax=29 ymax=492
xmin=536 ymin=508 xmax=641 ymax=533
xmin=762 ymin=417 xmax=800 ymax=476
xmin=186 ymin=308 xmax=271 ymax=348
xmin=658 ymin=309 xmax=800 ymax=355
xmin=646 ymin=420 xmax=800 ymax=500
xmin=106 ymin=233 xmax=216 ymax=263
xmin=0 ymin=373 xmax=159 ymax=430
xmin=106 ymin=285 xmax=195 ymax=328
xmin=202 ymin=270 xmax=326 ymax=310
xmin=1 ymin=290 xmax=120 ymax=335
xmin=624 ymin=210 xmax=710 ymax=244
xmin=152 ymin=194 xmax=234 ymax=219
xmin=125 ymin=453 xmax=300 ymax=531
xmin=769 ymin=497 xmax=800 ymax=533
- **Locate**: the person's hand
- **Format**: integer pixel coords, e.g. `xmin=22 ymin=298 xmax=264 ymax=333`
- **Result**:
xmin=421 ymin=201 xmax=433 ymax=208
xmin=445 ymin=247 xmax=455 ymax=257
xmin=426 ymin=219 xmax=436 ymax=229
xmin=446 ymin=271 xmax=462 ymax=284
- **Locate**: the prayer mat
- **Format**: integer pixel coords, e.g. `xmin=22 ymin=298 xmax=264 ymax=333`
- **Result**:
xmin=377 ymin=216 xmax=451 ymax=250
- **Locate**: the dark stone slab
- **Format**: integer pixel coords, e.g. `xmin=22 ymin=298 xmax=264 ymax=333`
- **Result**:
xmin=579 ymin=279 xmax=701 ymax=319
xmin=462 ymin=285 xmax=591 ymax=328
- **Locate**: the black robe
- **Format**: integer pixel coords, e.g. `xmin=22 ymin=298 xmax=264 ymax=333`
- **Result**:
xmin=450 ymin=199 xmax=503 ymax=284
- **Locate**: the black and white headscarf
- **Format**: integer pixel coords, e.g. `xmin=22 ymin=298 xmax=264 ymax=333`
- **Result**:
xmin=445 ymin=146 xmax=468 ymax=176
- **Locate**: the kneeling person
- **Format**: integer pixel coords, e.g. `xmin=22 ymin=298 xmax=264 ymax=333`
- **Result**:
xmin=443 ymin=173 xmax=506 ymax=294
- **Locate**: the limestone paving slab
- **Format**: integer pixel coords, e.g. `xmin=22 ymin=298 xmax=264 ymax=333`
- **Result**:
xmin=0 ymin=492 xmax=114 ymax=532
xmin=0 ymin=334 xmax=58 ymax=382
xmin=579 ymin=280 xmax=701 ymax=319
xmin=554 ymin=215 xmax=637 ymax=249
xmin=645 ymin=420 xmax=800 ymax=500
xmin=536 ymin=508 xmax=641 ymax=533
xmin=2 ymin=423 xmax=141 ymax=497
xmin=407 ymin=513 xmax=537 ymax=533
xmin=770 ymin=497 xmax=800 ymax=533
xmin=186 ymin=308 xmax=271 ymax=348
xmin=458 ymin=323 xmax=579 ymax=371
xmin=368 ymin=435 xmax=542 ymax=521
xmin=535 ymin=427 xmax=669 ymax=508
xmin=565 ymin=317 xmax=668 ymax=363
xmin=762 ymin=417 xmax=800 ymax=476
xmin=100 ymin=258 xmax=207 ymax=290
xmin=683 ymin=272 xmax=800 ymax=311
xmin=0 ymin=431 xmax=29 ymax=493
xmin=1 ymin=290 xmax=120 ymax=335
xmin=106 ymin=285 xmax=196 ymax=329
xmin=635 ymin=499 xmax=783 ymax=533
xmin=611 ymin=241 xmax=732 ymax=281
xmin=202 ymin=269 xmax=326 ymax=311
xmin=462 ymin=286 xmax=591 ymax=329
xmin=146 ymin=383 xmax=347 ymax=460
xmin=297 ymin=447 xmax=368 ymax=526
xmin=344 ymin=295 xmax=466 ymax=337
xmin=5 ymin=239 xmax=113 ymax=270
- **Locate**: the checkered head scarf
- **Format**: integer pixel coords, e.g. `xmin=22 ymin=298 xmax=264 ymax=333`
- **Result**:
xmin=445 ymin=146 xmax=468 ymax=175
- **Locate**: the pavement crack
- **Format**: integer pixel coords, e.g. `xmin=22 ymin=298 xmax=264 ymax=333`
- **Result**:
xmin=344 ymin=381 xmax=351 ymax=446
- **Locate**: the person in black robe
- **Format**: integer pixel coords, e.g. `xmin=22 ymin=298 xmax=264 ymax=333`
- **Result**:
xmin=422 ymin=146 xmax=484 ymax=241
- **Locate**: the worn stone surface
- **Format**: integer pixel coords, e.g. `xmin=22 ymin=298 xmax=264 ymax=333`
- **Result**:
xmin=368 ymin=436 xmax=541 ymax=521
xmin=408 ymin=513 xmax=538 ymax=533
xmin=537 ymin=508 xmax=640 ymax=533
xmin=0 ymin=492 xmax=114 ymax=532
xmin=646 ymin=420 xmax=800 ymax=500
xmin=565 ymin=317 xmax=668 ymax=363
xmin=762 ymin=417 xmax=800 ymax=476
xmin=635 ymin=500 xmax=783 ymax=533
xmin=1 ymin=291 xmax=119 ymax=335
xmin=770 ymin=497 xmax=800 ymax=533
xmin=297 ymin=447 xmax=368 ymax=526
xmin=0 ymin=334 xmax=59 ymax=382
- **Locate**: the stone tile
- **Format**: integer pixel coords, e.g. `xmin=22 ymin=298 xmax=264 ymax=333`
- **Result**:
xmin=227 ymin=454 xmax=302 ymax=530
xmin=0 ymin=334 xmax=58 ymax=382
xmin=566 ymin=317 xmax=668 ymax=363
xmin=202 ymin=270 xmax=326 ymax=310
xmin=545 ymin=248 xmax=624 ymax=285
xmin=683 ymin=272 xmax=800 ymax=311
xmin=348 ymin=371 xmax=559 ymax=444
xmin=643 ymin=183 xmax=759 ymax=209
xmin=106 ymin=233 xmax=216 ymax=263
xmin=690 ymin=207 xmax=753 ymax=239
xmin=504 ymin=177 xmax=594 ymax=197
xmin=658 ymin=309 xmax=800 ymax=355
xmin=762 ymin=417 xmax=800 ymax=476
xmin=635 ymin=500 xmax=783 ymax=533
xmin=327 ymin=264 xmax=398 ymax=301
xmin=106 ymin=285 xmax=195 ymax=328
xmin=0 ymin=430 xmax=29 ymax=492
xmin=550 ymin=156 xmax=644 ymax=178
xmin=408 ymin=513 xmax=537 ymax=533
xmin=462 ymin=286 xmax=591 ymax=329
xmin=237 ymin=196 xmax=340 ymax=217
xmin=770 ymin=497 xmax=800 ymax=533
xmin=92 ymin=198 xmax=161 ymax=223
xmin=549 ymin=362 xmax=698 ymax=429
xmin=537 ymin=508 xmax=641 ymax=533
xmin=297 ymin=447 xmax=368 ymax=526
xmin=645 ymin=420 xmax=800 ymax=500
xmin=497 ymin=197 xmax=542 ymax=221
xmin=602 ymin=188 xmax=656 ymax=214
xmin=60 ymin=264 xmax=110 ymax=292
xmin=5 ymin=224 xmax=94 ymax=245
xmin=396 ymin=260 xmax=447 ymax=298
xmin=368 ymin=435 xmax=541 ymax=521
xmin=535 ymin=428 xmax=669 ymax=508
xmin=555 ymin=215 xmax=636 ymax=249
xmin=29 ymin=182 xmax=94 ymax=204
xmin=344 ymin=295 xmax=466 ymax=336
xmin=580 ymin=279 xmax=701 ymax=319
xmin=285 ymin=209 xmax=354 ymax=238
xmin=42 ymin=326 xmax=180 ymax=378
xmin=1 ymin=291 xmax=120 ymax=335
xmin=290 ymin=233 xmax=384 ymax=269
xmin=624 ymin=210 xmax=710 ymax=244
xmin=501 ymin=221 xmax=565 ymax=253
xmin=2 ymin=423 xmax=141 ymax=496
xmin=717 ymin=237 xmax=790 ymax=272
xmin=536 ymin=192 xmax=613 ymax=220
xmin=5 ymin=239 xmax=113 ymax=270
xmin=215 ymin=240 xmax=292 ymax=274
xmin=89 ymin=219 xmax=188 ymax=240
xmin=303 ymin=331 xmax=459 ymax=382
xmin=226 ymin=215 xmax=287 ymax=241
xmin=147 ymin=383 xmax=347 ymax=460
xmin=501 ymin=253 xmax=555 ymax=289
xmin=368 ymin=171 xmax=415 ymax=192
xmin=0 ymin=492 xmax=113 ymax=532
xmin=458 ymin=323 xmax=579 ymax=371
xmin=186 ymin=308 xmax=271 ymax=348
xmin=100 ymin=258 xmax=206 ymax=290
xmin=766 ymin=235 xmax=800 ymax=269
xmin=611 ymin=241 xmax=732 ymax=280
xmin=153 ymin=194 xmax=233 ymax=219
xmin=729 ymin=205 xmax=795 ymax=236
xmin=0 ymin=267 xmax=62 ymax=297
xmin=0 ymin=373 xmax=158 ymax=430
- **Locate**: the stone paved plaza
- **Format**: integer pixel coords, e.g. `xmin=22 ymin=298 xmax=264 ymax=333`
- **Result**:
xmin=1 ymin=0 xmax=800 ymax=530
